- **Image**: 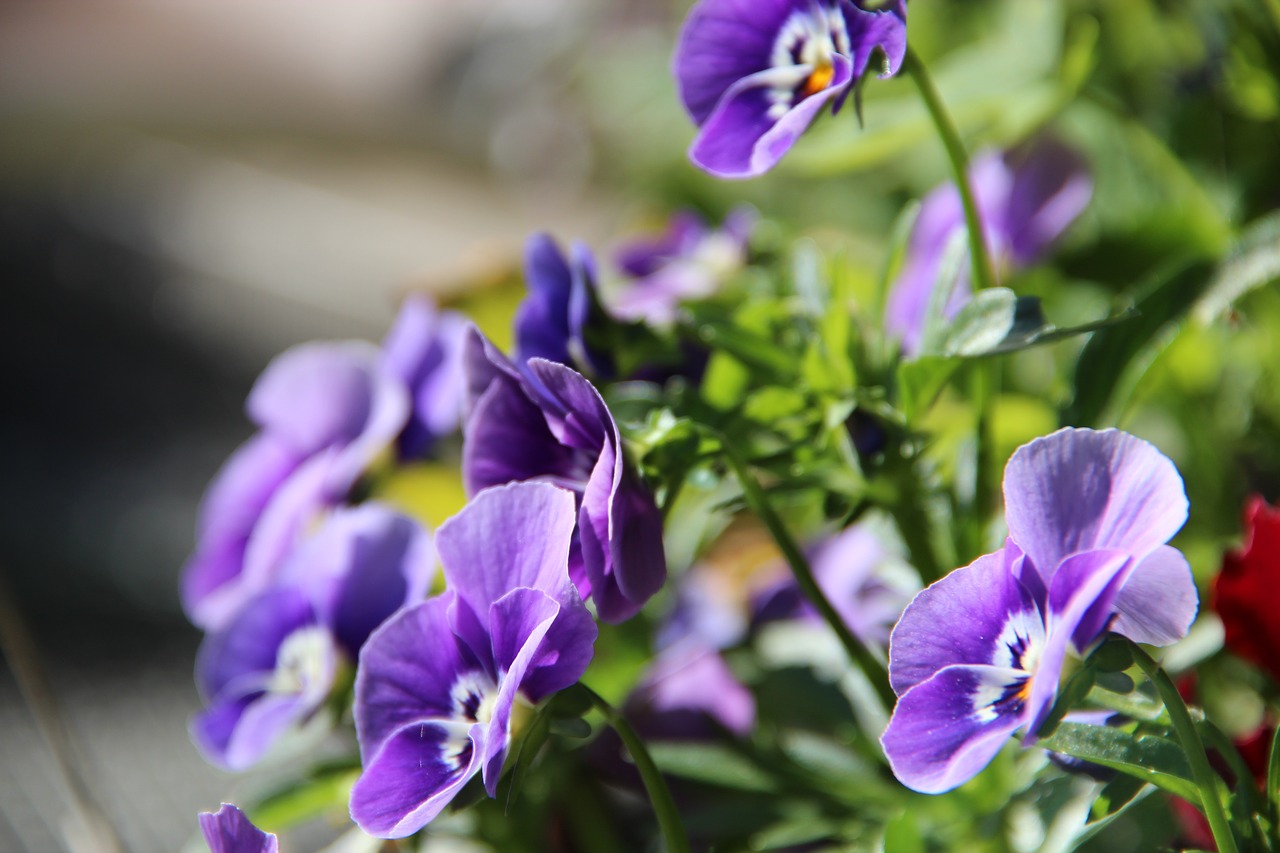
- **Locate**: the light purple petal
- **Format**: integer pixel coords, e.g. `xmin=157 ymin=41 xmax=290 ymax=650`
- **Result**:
xmin=239 ymin=452 xmax=341 ymax=594
xmin=1003 ymin=428 xmax=1188 ymax=585
xmin=220 ymin=690 xmax=318 ymax=771
xmin=381 ymin=295 xmax=469 ymax=456
xmin=1110 ymin=545 xmax=1198 ymax=647
xmin=1002 ymin=136 xmax=1094 ymax=265
xmin=840 ymin=0 xmax=907 ymax=79
xmin=882 ymin=663 xmax=1026 ymax=794
xmin=636 ymin=645 xmax=756 ymax=736
xmin=199 ymin=804 xmax=278 ymax=853
xmin=349 ymin=720 xmax=484 ymax=839
xmin=437 ymin=482 xmax=579 ymax=616
xmin=811 ymin=525 xmax=919 ymax=647
xmin=353 ymin=595 xmax=470 ymax=762
xmin=888 ymin=545 xmax=1037 ymax=696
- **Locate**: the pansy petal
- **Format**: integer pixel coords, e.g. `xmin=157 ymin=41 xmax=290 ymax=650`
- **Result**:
xmin=462 ymin=380 xmax=577 ymax=496
xmin=381 ymin=296 xmax=468 ymax=456
xmin=634 ymin=645 xmax=756 ymax=737
xmin=199 ymin=804 xmax=279 ymax=853
xmin=349 ymin=720 xmax=484 ymax=839
xmin=437 ymin=482 xmax=579 ymax=616
xmin=239 ymin=452 xmax=340 ymax=592
xmin=882 ymin=664 xmax=1026 ymax=794
xmin=1003 ymin=428 xmax=1188 ymax=582
xmin=1003 ymin=136 xmax=1093 ymax=266
xmin=222 ymin=690 xmax=320 ymax=771
xmin=840 ymin=0 xmax=907 ymax=80
xmin=515 ymin=234 xmax=577 ymax=367
xmin=1111 ymin=545 xmax=1198 ymax=647
xmin=888 ymin=546 xmax=1037 ymax=695
xmin=196 ymin=587 xmax=315 ymax=701
xmin=353 ymin=596 xmax=469 ymax=761
xmin=461 ymin=326 xmax=525 ymax=416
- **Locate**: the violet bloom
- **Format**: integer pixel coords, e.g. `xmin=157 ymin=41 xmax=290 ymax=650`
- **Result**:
xmin=514 ymin=234 xmax=614 ymax=378
xmin=885 ymin=137 xmax=1093 ymax=355
xmin=349 ymin=482 xmax=597 ymax=838
xmin=463 ymin=328 xmax=667 ymax=623
xmin=674 ymin=0 xmax=906 ymax=179
xmin=754 ymin=524 xmax=919 ymax=648
xmin=881 ymin=428 xmax=1198 ymax=793
xmin=199 ymin=804 xmax=278 ymax=853
xmin=610 ymin=208 xmax=756 ymax=327
xmin=182 ymin=341 xmax=410 ymax=632
xmin=381 ymin=294 xmax=469 ymax=459
xmin=192 ymin=504 xmax=433 ymax=771
xmin=628 ymin=644 xmax=756 ymax=739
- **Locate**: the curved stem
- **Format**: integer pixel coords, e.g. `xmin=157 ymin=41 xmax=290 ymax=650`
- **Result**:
xmin=714 ymin=432 xmax=896 ymax=711
xmin=1131 ymin=642 xmax=1239 ymax=853
xmin=901 ymin=47 xmax=996 ymax=293
xmin=579 ymin=685 xmax=691 ymax=853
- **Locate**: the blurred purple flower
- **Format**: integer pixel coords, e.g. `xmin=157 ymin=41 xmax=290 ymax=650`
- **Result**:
xmin=674 ymin=0 xmax=906 ymax=179
xmin=610 ymin=207 xmax=756 ymax=326
xmin=755 ymin=524 xmax=919 ymax=648
xmin=628 ymin=644 xmax=756 ymax=739
xmin=462 ymin=328 xmax=667 ymax=623
xmin=349 ymin=483 xmax=597 ymax=838
xmin=885 ymin=137 xmax=1093 ymax=355
xmin=514 ymin=234 xmax=614 ymax=378
xmin=191 ymin=504 xmax=433 ymax=771
xmin=881 ymin=428 xmax=1197 ymax=793
xmin=182 ymin=341 xmax=409 ymax=632
xmin=381 ymin=295 xmax=469 ymax=459
xmin=198 ymin=804 xmax=278 ymax=853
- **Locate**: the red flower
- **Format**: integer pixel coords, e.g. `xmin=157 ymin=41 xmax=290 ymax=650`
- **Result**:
xmin=1214 ymin=496 xmax=1280 ymax=682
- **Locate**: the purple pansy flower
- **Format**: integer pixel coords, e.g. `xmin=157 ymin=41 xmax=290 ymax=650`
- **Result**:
xmin=610 ymin=207 xmax=756 ymax=327
xmin=462 ymin=328 xmax=667 ymax=623
xmin=381 ymin=294 xmax=469 ymax=459
xmin=674 ymin=0 xmax=906 ymax=179
xmin=349 ymin=482 xmax=597 ymax=838
xmin=182 ymin=341 xmax=410 ymax=632
xmin=628 ymin=644 xmax=756 ymax=739
xmin=885 ymin=136 xmax=1093 ymax=355
xmin=198 ymin=804 xmax=278 ymax=853
xmin=191 ymin=504 xmax=433 ymax=771
xmin=514 ymin=234 xmax=614 ymax=378
xmin=881 ymin=428 xmax=1198 ymax=793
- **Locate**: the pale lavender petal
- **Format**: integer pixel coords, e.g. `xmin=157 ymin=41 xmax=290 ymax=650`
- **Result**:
xmin=353 ymin=596 xmax=470 ymax=762
xmin=635 ymin=645 xmax=756 ymax=736
xmin=199 ymin=804 xmax=278 ymax=853
xmin=239 ymin=452 xmax=340 ymax=594
xmin=482 ymin=588 xmax=561 ymax=795
xmin=888 ymin=545 xmax=1036 ymax=695
xmin=220 ymin=690 xmax=317 ymax=771
xmin=882 ymin=663 xmax=1026 ymax=794
xmin=1003 ymin=428 xmax=1188 ymax=584
xmin=437 ymin=482 xmax=579 ymax=616
xmin=1110 ymin=545 xmax=1198 ymax=647
xmin=381 ymin=295 xmax=468 ymax=456
xmin=349 ymin=720 xmax=484 ymax=839
xmin=811 ymin=525 xmax=919 ymax=646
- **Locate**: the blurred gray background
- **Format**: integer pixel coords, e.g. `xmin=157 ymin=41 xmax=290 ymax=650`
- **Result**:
xmin=0 ymin=2 xmax=680 ymax=850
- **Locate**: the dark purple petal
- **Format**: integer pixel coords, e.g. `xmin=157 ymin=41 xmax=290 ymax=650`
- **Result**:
xmin=1111 ymin=545 xmax=1198 ymax=647
xmin=840 ymin=0 xmax=907 ymax=80
xmin=1003 ymin=428 xmax=1188 ymax=587
xmin=195 ymin=587 xmax=315 ymax=701
xmin=515 ymin=234 xmax=578 ymax=367
xmin=881 ymin=663 xmax=1026 ymax=794
xmin=888 ymin=545 xmax=1037 ymax=696
xmin=462 ymin=379 xmax=578 ymax=496
xmin=349 ymin=720 xmax=484 ymax=839
xmin=461 ymin=325 xmax=524 ymax=415
xmin=198 ymin=804 xmax=278 ymax=853
xmin=689 ymin=60 xmax=852 ymax=179
xmin=353 ymin=595 xmax=470 ymax=762
xmin=278 ymin=503 xmax=435 ymax=657
xmin=437 ymin=482 xmax=580 ymax=616
xmin=615 ymin=212 xmax=708 ymax=279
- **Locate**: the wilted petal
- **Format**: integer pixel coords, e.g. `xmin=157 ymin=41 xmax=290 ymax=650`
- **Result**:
xmin=349 ymin=720 xmax=484 ymax=839
xmin=1111 ymin=545 xmax=1197 ymax=647
xmin=882 ymin=663 xmax=1027 ymax=794
xmin=1003 ymin=428 xmax=1188 ymax=584
xmin=198 ymin=804 xmax=278 ymax=853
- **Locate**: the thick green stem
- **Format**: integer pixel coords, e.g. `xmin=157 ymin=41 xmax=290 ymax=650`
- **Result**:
xmin=579 ymin=685 xmax=691 ymax=853
xmin=902 ymin=48 xmax=996 ymax=293
xmin=1131 ymin=643 xmax=1239 ymax=853
xmin=715 ymin=434 xmax=896 ymax=711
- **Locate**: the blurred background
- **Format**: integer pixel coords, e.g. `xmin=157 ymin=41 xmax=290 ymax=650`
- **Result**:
xmin=3 ymin=0 xmax=1279 ymax=850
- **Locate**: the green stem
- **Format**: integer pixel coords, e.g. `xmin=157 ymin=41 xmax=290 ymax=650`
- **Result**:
xmin=902 ymin=48 xmax=996 ymax=293
xmin=882 ymin=451 xmax=948 ymax=585
xmin=714 ymin=433 xmax=896 ymax=711
xmin=579 ymin=685 xmax=692 ymax=853
xmin=1131 ymin=642 xmax=1239 ymax=853
xmin=1200 ymin=720 xmax=1266 ymax=823
xmin=1269 ymin=720 xmax=1280 ymax=835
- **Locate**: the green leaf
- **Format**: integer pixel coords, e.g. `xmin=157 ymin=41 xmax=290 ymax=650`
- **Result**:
xmin=1194 ymin=209 xmax=1280 ymax=322
xmin=1062 ymin=257 xmax=1217 ymax=427
xmin=1037 ymin=722 xmax=1198 ymax=802
xmin=896 ymin=356 xmax=961 ymax=422
xmin=249 ymin=762 xmax=359 ymax=833
xmin=936 ymin=288 xmax=1019 ymax=357
xmin=647 ymin=742 xmax=778 ymax=793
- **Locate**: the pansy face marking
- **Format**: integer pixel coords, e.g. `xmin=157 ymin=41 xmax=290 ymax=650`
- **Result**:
xmin=768 ymin=6 xmax=850 ymax=119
